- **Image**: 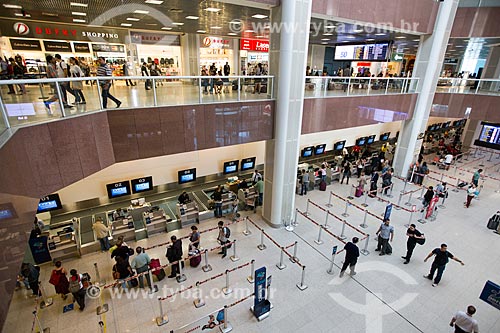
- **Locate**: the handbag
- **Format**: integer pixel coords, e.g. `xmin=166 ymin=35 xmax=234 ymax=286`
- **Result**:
xmin=49 ymin=270 xmax=61 ymax=286
xmin=415 ymin=236 xmax=426 ymax=245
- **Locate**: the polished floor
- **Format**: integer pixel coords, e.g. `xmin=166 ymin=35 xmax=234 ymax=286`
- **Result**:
xmin=5 ymin=150 xmax=500 ymax=333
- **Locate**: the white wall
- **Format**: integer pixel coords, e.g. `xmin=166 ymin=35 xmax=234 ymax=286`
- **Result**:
xmin=58 ymin=141 xmax=266 ymax=203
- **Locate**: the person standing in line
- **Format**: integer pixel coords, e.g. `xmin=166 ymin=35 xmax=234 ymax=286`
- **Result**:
xmin=339 ymin=237 xmax=360 ymax=277
xmin=49 ymin=261 xmax=69 ymax=299
xmin=424 ymin=243 xmax=464 ymax=287
xmin=369 ymin=171 xmax=379 ymax=197
xmin=55 ymin=54 xmax=76 ymax=106
xmin=340 ymin=161 xmax=351 ymax=185
xmin=320 ymin=163 xmax=327 ymax=181
xmin=401 ymin=224 xmax=425 ymax=264
xmin=421 ymin=186 xmax=435 ymax=212
xmin=464 ymin=183 xmax=476 ymax=208
xmin=435 ymin=182 xmax=448 ymax=199
xmin=166 ymin=235 xmax=183 ymax=278
xmin=300 ymin=169 xmax=309 ymax=195
xmin=122 ymin=62 xmax=136 ymax=86
xmin=382 ymin=168 xmax=393 ymax=195
xmin=217 ymin=221 xmax=230 ymax=259
xmin=472 ymin=169 xmax=482 ymax=187
xmin=69 ymin=57 xmax=86 ymax=104
xmin=375 ymin=218 xmax=394 ymax=256
xmin=211 ymin=185 xmax=223 ymax=218
xmin=356 ymin=159 xmax=364 ymax=178
xmin=92 ymin=217 xmax=110 ymax=252
xmin=131 ymin=247 xmax=151 ymax=289
xmin=68 ymin=269 xmax=86 ymax=310
xmin=450 ymin=305 xmax=479 ymax=333
xmin=444 ymin=153 xmax=454 ymax=170
xmin=20 ymin=263 xmax=40 ymax=297
xmin=223 ymin=62 xmax=230 ymax=76
xmin=189 ymin=225 xmax=201 ymax=249
xmin=97 ymin=57 xmax=121 ymax=109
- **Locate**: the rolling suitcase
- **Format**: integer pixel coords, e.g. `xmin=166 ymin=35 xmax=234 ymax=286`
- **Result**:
xmin=189 ymin=250 xmax=202 ymax=267
xmin=487 ymin=213 xmax=500 ymax=230
xmin=355 ymin=187 xmax=363 ymax=197
xmin=149 ymin=258 xmax=166 ymax=281
xmin=319 ymin=180 xmax=327 ymax=191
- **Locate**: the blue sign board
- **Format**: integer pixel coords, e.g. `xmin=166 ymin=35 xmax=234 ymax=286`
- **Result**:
xmin=332 ymin=246 xmax=338 ymax=255
xmin=384 ymin=204 xmax=393 ymax=221
xmin=479 ymin=280 xmax=500 ymax=311
xmin=254 ymin=267 xmax=266 ymax=308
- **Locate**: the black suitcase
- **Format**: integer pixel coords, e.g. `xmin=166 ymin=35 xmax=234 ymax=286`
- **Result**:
xmin=487 ymin=214 xmax=500 ymax=230
xmin=319 ymin=180 xmax=327 ymax=191
xmin=385 ymin=242 xmax=392 ymax=255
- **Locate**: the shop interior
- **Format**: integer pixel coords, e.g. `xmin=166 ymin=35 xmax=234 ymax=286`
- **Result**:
xmin=136 ymin=44 xmax=182 ymax=76
xmin=199 ymin=47 xmax=233 ymax=74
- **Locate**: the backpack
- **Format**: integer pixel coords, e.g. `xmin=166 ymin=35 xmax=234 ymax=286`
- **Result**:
xmin=69 ymin=275 xmax=81 ymax=293
xmin=224 ymin=227 xmax=231 ymax=238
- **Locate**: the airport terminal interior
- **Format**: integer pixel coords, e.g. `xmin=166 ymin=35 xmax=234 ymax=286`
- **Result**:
xmin=0 ymin=0 xmax=500 ymax=332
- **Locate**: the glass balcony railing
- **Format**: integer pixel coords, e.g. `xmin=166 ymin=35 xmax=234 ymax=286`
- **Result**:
xmin=0 ymin=75 xmax=274 ymax=131
xmin=436 ymin=77 xmax=500 ymax=95
xmin=304 ymin=76 xmax=420 ymax=98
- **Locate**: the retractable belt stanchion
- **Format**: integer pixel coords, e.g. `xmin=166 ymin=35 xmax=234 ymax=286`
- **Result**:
xmin=33 ymin=310 xmax=50 ymax=333
xmin=243 ymin=217 xmax=252 ymax=236
xmin=202 ymin=249 xmax=212 ymax=272
xmin=339 ymin=219 xmax=347 ymax=240
xmin=405 ymin=191 xmax=414 ymax=206
xmin=323 ymin=210 xmax=330 ymax=229
xmin=438 ymin=194 xmax=447 ymax=209
xmin=222 ymin=269 xmax=233 ymax=295
xmin=39 ymin=282 xmax=53 ymax=309
xmin=418 ymin=208 xmax=427 ymax=224
xmin=409 ymin=166 xmax=416 ymax=184
xmin=326 ymin=250 xmax=337 ymax=275
xmin=286 ymin=210 xmax=296 ymax=232
xmin=360 ymin=209 xmax=369 ymax=229
xmin=296 ymin=266 xmax=308 ymax=291
xmin=290 ymin=241 xmax=299 ymax=263
xmin=347 ymin=185 xmax=355 ymax=200
xmin=304 ymin=199 xmax=311 ymax=216
xmin=276 ymin=247 xmax=287 ymax=270
xmin=386 ymin=183 xmax=394 ymax=198
xmin=148 ymin=268 xmax=159 ymax=294
xmin=193 ymin=281 xmax=205 ymax=308
xmin=395 ymin=192 xmax=404 ymax=210
xmin=176 ymin=259 xmax=187 ymax=283
xmin=360 ymin=235 xmax=370 ymax=256
xmin=342 ymin=200 xmax=350 ymax=217
xmin=314 ymin=225 xmax=324 ymax=245
xmin=94 ymin=262 xmax=106 ymax=286
xmin=222 ymin=305 xmax=232 ymax=333
xmin=402 ymin=178 xmax=409 ymax=193
xmin=230 ymin=240 xmax=240 ymax=262
xmin=417 ymin=187 xmax=425 ymax=200
xmin=325 ymin=191 xmax=333 ymax=207
xmin=291 ymin=208 xmax=299 ymax=227
xmin=247 ymin=260 xmax=255 ymax=283
xmin=361 ymin=189 xmax=369 ymax=207
xmin=257 ymin=228 xmax=267 ymax=250
xmin=156 ymin=298 xmax=169 ymax=326
xmin=99 ymin=320 xmax=104 ymax=333
xmin=453 ymin=178 xmax=461 ymax=193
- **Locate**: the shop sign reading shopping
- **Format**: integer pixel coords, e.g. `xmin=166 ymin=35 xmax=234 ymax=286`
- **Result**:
xmin=240 ymin=38 xmax=269 ymax=52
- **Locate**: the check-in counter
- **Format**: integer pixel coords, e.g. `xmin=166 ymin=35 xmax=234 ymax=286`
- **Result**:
xmin=143 ymin=208 xmax=172 ymax=236
xmin=238 ymin=187 xmax=258 ymax=212
xmin=47 ymin=223 xmax=80 ymax=261
xmin=176 ymin=201 xmax=199 ymax=228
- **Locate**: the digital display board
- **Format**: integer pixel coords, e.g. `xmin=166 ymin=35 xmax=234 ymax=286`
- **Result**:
xmin=474 ymin=122 xmax=500 ymax=150
xmin=106 ymin=181 xmax=131 ymax=199
xmin=301 ymin=146 xmax=314 ymax=158
xmin=356 ymin=137 xmax=367 ymax=146
xmin=178 ymin=168 xmax=197 ymax=184
xmin=334 ymin=140 xmax=346 ymax=151
xmin=36 ymin=193 xmax=62 ymax=213
xmin=380 ymin=132 xmax=390 ymax=141
xmin=241 ymin=157 xmax=256 ymax=172
xmin=367 ymin=135 xmax=376 ymax=145
xmin=223 ymin=160 xmax=239 ymax=175
xmin=334 ymin=43 xmax=389 ymax=61
xmin=131 ymin=176 xmax=153 ymax=194
xmin=314 ymin=144 xmax=326 ymax=155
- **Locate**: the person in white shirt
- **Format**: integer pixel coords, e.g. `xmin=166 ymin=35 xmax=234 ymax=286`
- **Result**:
xmin=444 ymin=153 xmax=453 ymax=170
xmin=450 ymin=305 xmax=479 ymax=333
xmin=251 ymin=170 xmax=262 ymax=184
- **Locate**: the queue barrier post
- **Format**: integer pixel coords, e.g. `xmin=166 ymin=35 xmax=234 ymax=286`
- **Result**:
xmin=202 ymin=250 xmax=212 ymax=273
xmin=405 ymin=210 xmax=414 ymax=228
xmin=296 ymin=266 xmax=308 ymax=291
xmin=452 ymin=178 xmax=460 ymax=193
xmin=361 ymin=190 xmax=369 ymax=207
xmin=347 ymin=185 xmax=355 ymax=200
xmin=342 ymin=200 xmax=350 ymax=217
xmin=33 ymin=310 xmax=50 ymax=333
xmin=339 ymin=219 xmax=347 ymax=240
xmin=417 ymin=187 xmax=425 ymax=200
xmin=39 ymin=282 xmax=53 ymax=309
xmin=360 ymin=234 xmax=370 ymax=256
xmin=404 ymin=191 xmax=414 ymax=207
xmin=325 ymin=191 xmax=333 ymax=208
xmin=286 ymin=211 xmax=295 ymax=232
xmin=222 ymin=270 xmax=233 ymax=295
xmin=323 ymin=210 xmax=330 ymax=229
xmin=408 ymin=167 xmax=416 ymax=184
xmin=326 ymin=250 xmax=337 ymax=275
xmin=148 ymin=269 xmax=159 ymax=294
xmin=314 ymin=225 xmax=324 ymax=245
xmin=290 ymin=241 xmax=299 ymax=263
xmin=155 ymin=298 xmax=169 ymax=326
xmin=395 ymin=192 xmax=403 ymax=210
xmin=440 ymin=173 xmax=445 ymax=183
xmin=257 ymin=228 xmax=267 ymax=250
xmin=276 ymin=247 xmax=287 ymax=270
xmin=247 ymin=260 xmax=255 ymax=284
xmin=230 ymin=240 xmax=240 ymax=262
xmin=417 ymin=208 xmax=427 ymax=224
xmin=176 ymin=259 xmax=187 ymax=283
xmin=359 ymin=209 xmax=368 ymax=229
xmin=94 ymin=262 xmax=106 ymax=286
xmin=291 ymin=208 xmax=299 ymax=227
xmin=193 ymin=282 xmax=205 ymax=308
xmin=243 ymin=217 xmax=252 ymax=236
xmin=304 ymin=200 xmax=310 ymax=216
xmin=402 ymin=178 xmax=409 ymax=193
xmin=222 ymin=305 xmax=232 ymax=332
xmin=99 ymin=320 xmax=104 ymax=333
xmin=96 ymin=285 xmax=109 ymax=315
xmin=386 ymin=183 xmax=394 ymax=198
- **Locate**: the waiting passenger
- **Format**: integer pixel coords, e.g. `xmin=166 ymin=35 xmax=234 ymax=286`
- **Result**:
xmin=178 ymin=191 xmax=191 ymax=205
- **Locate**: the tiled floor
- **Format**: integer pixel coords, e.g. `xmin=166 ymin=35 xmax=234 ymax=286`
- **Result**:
xmin=4 ymin=150 xmax=500 ymax=333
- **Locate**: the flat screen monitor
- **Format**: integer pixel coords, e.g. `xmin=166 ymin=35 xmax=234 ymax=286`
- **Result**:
xmin=240 ymin=157 xmax=256 ymax=172
xmin=314 ymin=144 xmax=326 ymax=155
xmin=442 ymin=122 xmax=451 ymax=129
xmin=334 ymin=42 xmax=389 ymax=61
xmin=301 ymin=146 xmax=314 ymax=158
xmin=36 ymin=193 xmax=62 ymax=213
xmin=178 ymin=168 xmax=196 ymax=184
xmin=334 ymin=140 xmax=346 ymax=151
xmin=106 ymin=181 xmax=131 ymax=199
xmin=427 ymin=125 xmax=433 ymax=131
xmin=474 ymin=122 xmax=500 ymax=150
xmin=131 ymin=176 xmax=153 ymax=194
xmin=356 ymin=137 xmax=367 ymax=146
xmin=380 ymin=132 xmax=390 ymax=141
xmin=223 ymin=160 xmax=239 ymax=175
xmin=367 ymin=135 xmax=376 ymax=145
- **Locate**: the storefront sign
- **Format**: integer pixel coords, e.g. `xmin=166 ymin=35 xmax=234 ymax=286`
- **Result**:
xmin=43 ymin=40 xmax=71 ymax=52
xmin=91 ymin=44 xmax=125 ymax=53
xmin=73 ymin=42 xmax=90 ymax=53
xmin=444 ymin=58 xmax=458 ymax=64
xmin=240 ymin=38 xmax=269 ymax=52
xmin=391 ymin=52 xmax=404 ymax=62
xmin=1 ymin=19 xmax=127 ymax=43
xmin=9 ymin=38 xmax=42 ymax=51
xmin=202 ymin=36 xmax=231 ymax=49
xmin=129 ymin=31 xmax=180 ymax=46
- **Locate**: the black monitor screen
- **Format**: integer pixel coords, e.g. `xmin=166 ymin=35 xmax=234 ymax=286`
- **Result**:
xmin=223 ymin=160 xmax=239 ymax=175
xmin=131 ymin=176 xmax=153 ymax=194
xmin=356 ymin=137 xmax=367 ymax=146
xmin=240 ymin=157 xmax=256 ymax=171
xmin=367 ymin=135 xmax=376 ymax=145
xmin=178 ymin=168 xmax=196 ymax=184
xmin=334 ymin=140 xmax=346 ymax=151
xmin=380 ymin=132 xmax=390 ymax=141
xmin=301 ymin=146 xmax=314 ymax=158
xmin=474 ymin=122 xmax=500 ymax=150
xmin=315 ymin=144 xmax=326 ymax=155
xmin=37 ymin=193 xmax=62 ymax=213
xmin=106 ymin=181 xmax=131 ymax=199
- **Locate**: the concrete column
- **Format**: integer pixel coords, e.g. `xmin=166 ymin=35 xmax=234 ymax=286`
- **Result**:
xmin=462 ymin=119 xmax=480 ymax=149
xmin=263 ymin=0 xmax=312 ymax=227
xmin=393 ymin=0 xmax=459 ymax=177
xmin=181 ymin=34 xmax=200 ymax=76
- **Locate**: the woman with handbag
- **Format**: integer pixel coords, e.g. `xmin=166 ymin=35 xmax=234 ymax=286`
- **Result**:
xmin=49 ymin=261 xmax=70 ymax=299
xmin=112 ymin=256 xmax=135 ymax=288
xmin=69 ymin=57 xmax=86 ymax=104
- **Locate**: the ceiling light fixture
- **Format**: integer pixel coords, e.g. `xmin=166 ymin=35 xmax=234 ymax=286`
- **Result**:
xmin=127 ymin=18 xmax=140 ymax=21
xmin=197 ymin=30 xmax=206 ymax=33
xmin=323 ymin=33 xmax=333 ymax=36
xmin=161 ymin=27 xmax=172 ymax=30
xmin=42 ymin=12 xmax=58 ymax=17
xmin=72 ymin=11 xmax=86 ymax=16
xmin=321 ymin=38 xmax=330 ymax=41
xmin=70 ymin=2 xmax=88 ymax=7
xmin=366 ymin=38 xmax=375 ymax=41
xmin=145 ymin=0 xmax=164 ymax=4
xmin=346 ymin=35 xmax=356 ymax=39
xmin=134 ymin=10 xmax=149 ymax=14
xmin=73 ymin=19 xmax=86 ymax=23
xmin=145 ymin=23 xmax=158 ymax=26
xmin=211 ymin=26 xmax=222 ymax=29
xmin=186 ymin=16 xmax=199 ymax=20
xmin=375 ymin=33 xmax=386 ymax=36
xmin=321 ymin=42 xmax=328 ymax=45
xmin=395 ymin=36 xmax=406 ymax=39
xmin=204 ymin=7 xmax=221 ymax=13
xmin=121 ymin=23 xmax=132 ymax=27
xmin=228 ymin=32 xmax=237 ymax=36
xmin=3 ymin=4 xmax=22 ymax=9
xmin=172 ymin=22 xmax=184 ymax=26
xmin=252 ymin=14 xmax=268 ymax=19
xmin=256 ymin=35 xmax=266 ymax=38
xmin=353 ymin=29 xmax=363 ymax=33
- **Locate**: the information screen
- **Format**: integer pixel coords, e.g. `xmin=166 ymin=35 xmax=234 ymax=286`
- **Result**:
xmin=380 ymin=133 xmax=390 ymax=141
xmin=178 ymin=168 xmax=196 ymax=184
xmin=367 ymin=135 xmax=376 ymax=145
xmin=315 ymin=144 xmax=326 ymax=155
xmin=356 ymin=137 xmax=367 ymax=146
xmin=37 ymin=193 xmax=62 ymax=213
xmin=241 ymin=157 xmax=256 ymax=172
xmin=334 ymin=140 xmax=346 ymax=151
xmin=131 ymin=176 xmax=153 ymax=194
xmin=334 ymin=43 xmax=389 ymax=61
xmin=106 ymin=181 xmax=131 ymax=199
xmin=475 ymin=122 xmax=500 ymax=150
xmin=301 ymin=146 xmax=314 ymax=157
xmin=223 ymin=160 xmax=239 ymax=175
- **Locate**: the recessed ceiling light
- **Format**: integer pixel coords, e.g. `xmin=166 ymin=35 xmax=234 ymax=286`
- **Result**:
xmin=42 ymin=12 xmax=58 ymax=17
xmin=340 ymin=41 xmax=348 ymax=43
xmin=323 ymin=33 xmax=333 ymax=36
xmin=72 ymin=11 xmax=86 ymax=16
xmin=321 ymin=42 xmax=328 ymax=45
xmin=413 ymin=39 xmax=420 ymax=42
xmin=244 ymin=30 xmax=254 ymax=33
xmin=204 ymin=7 xmax=221 ymax=13
xmin=145 ymin=0 xmax=164 ymax=4
xmin=145 ymin=23 xmax=157 ymax=26
xmin=321 ymin=38 xmax=330 ymax=41
xmin=366 ymin=38 xmax=375 ymax=41
xmin=161 ymin=27 xmax=172 ymax=30
xmin=375 ymin=33 xmax=386 ymax=36
xmin=70 ymin=2 xmax=88 ymax=7
xmin=15 ymin=12 xmax=31 ymax=17
xmin=325 ymin=24 xmax=335 ymax=29
xmin=186 ymin=16 xmax=199 ymax=20
xmin=211 ymin=26 xmax=222 ymax=29
xmin=121 ymin=23 xmax=132 ymax=27
xmin=73 ymin=19 xmax=86 ymax=23
xmin=252 ymin=14 xmax=268 ymax=19
xmin=456 ymin=45 xmax=464 ymax=48
xmin=172 ymin=22 xmax=184 ymax=26
xmin=395 ymin=36 xmax=406 ymax=39
xmin=197 ymin=30 xmax=206 ymax=33
xmin=346 ymin=35 xmax=356 ymax=39
xmin=134 ymin=10 xmax=149 ymax=14
xmin=228 ymin=32 xmax=237 ymax=36
xmin=127 ymin=18 xmax=140 ymax=21
xmin=3 ymin=4 xmax=22 ymax=9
